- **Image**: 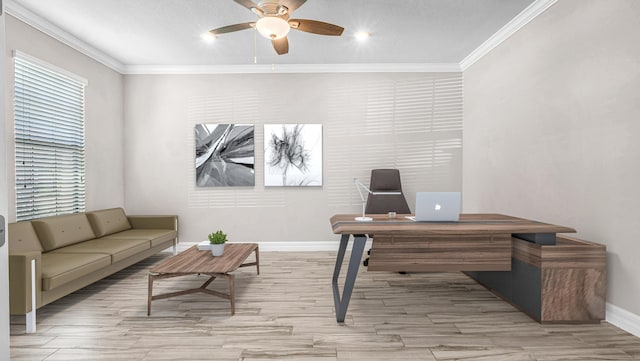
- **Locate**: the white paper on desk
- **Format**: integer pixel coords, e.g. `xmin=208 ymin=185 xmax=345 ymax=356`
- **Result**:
xmin=196 ymin=241 xmax=210 ymax=250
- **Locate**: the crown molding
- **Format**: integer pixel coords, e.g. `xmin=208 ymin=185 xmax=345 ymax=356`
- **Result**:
xmin=5 ymin=0 xmax=555 ymax=75
xmin=460 ymin=0 xmax=558 ymax=71
xmin=122 ymin=62 xmax=461 ymax=75
xmin=5 ymin=0 xmax=125 ymax=73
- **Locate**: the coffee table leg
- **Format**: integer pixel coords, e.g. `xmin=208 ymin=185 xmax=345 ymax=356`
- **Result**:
xmin=229 ymin=274 xmax=236 ymax=315
xmin=254 ymin=247 xmax=260 ymax=275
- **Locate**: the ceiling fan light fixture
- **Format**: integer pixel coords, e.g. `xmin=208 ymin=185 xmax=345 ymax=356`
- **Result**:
xmin=276 ymin=5 xmax=289 ymax=16
xmin=256 ymin=16 xmax=290 ymax=40
xmin=250 ymin=7 xmax=264 ymax=16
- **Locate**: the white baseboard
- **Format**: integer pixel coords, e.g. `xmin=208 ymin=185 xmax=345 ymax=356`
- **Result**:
xmin=252 ymin=241 xmax=339 ymax=252
xmin=240 ymin=240 xmax=374 ymax=252
xmin=606 ymin=303 xmax=640 ymax=337
xmin=181 ymin=240 xmax=373 ymax=252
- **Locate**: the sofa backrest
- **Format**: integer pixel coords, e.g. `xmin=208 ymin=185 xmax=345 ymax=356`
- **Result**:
xmin=31 ymin=213 xmax=96 ymax=251
xmin=8 ymin=221 xmax=43 ymax=253
xmin=86 ymin=208 xmax=132 ymax=238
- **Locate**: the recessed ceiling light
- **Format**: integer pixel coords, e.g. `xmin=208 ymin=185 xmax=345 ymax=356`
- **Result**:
xmin=200 ymin=32 xmax=216 ymax=43
xmin=354 ymin=31 xmax=370 ymax=41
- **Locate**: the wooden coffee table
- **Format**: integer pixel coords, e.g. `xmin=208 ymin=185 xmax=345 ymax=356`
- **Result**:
xmin=147 ymin=243 xmax=259 ymax=316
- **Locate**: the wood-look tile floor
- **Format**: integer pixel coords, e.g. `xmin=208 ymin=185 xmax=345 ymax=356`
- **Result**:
xmin=10 ymin=246 xmax=640 ymax=360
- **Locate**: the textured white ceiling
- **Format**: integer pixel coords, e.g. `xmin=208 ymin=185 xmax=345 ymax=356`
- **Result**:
xmin=7 ymin=0 xmax=537 ymax=67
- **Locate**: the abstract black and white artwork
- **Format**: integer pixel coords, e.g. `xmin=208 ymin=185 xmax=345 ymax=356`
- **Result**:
xmin=264 ymin=124 xmax=322 ymax=187
xmin=195 ymin=124 xmax=255 ymax=187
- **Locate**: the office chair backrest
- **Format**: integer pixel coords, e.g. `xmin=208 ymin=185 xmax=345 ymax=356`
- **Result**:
xmin=365 ymin=169 xmax=411 ymax=214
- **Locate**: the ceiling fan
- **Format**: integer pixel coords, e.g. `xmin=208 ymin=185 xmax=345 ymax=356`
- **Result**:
xmin=208 ymin=0 xmax=344 ymax=55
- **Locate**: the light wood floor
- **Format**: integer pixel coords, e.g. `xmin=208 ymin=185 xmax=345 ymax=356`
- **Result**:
xmin=10 ymin=246 xmax=640 ymax=360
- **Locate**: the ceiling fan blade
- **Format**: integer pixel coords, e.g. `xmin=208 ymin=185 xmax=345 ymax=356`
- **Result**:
xmin=209 ymin=22 xmax=255 ymax=35
xmin=233 ymin=0 xmax=258 ymax=11
xmin=272 ymin=37 xmax=289 ymax=55
xmin=289 ymin=19 xmax=344 ymax=36
xmin=233 ymin=0 xmax=265 ymax=16
xmin=281 ymin=0 xmax=307 ymax=13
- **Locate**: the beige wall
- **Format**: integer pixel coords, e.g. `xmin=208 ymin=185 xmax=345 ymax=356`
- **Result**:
xmin=4 ymin=16 xmax=125 ymax=220
xmin=124 ymin=73 xmax=463 ymax=244
xmin=2 ymin=16 xmax=124 ymax=347
xmin=463 ymin=0 xmax=640 ymax=315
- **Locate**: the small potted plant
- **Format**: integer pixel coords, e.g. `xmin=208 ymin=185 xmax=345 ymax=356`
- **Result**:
xmin=208 ymin=230 xmax=228 ymax=256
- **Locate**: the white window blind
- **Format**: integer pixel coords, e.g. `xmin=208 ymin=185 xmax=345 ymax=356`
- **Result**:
xmin=14 ymin=53 xmax=87 ymax=221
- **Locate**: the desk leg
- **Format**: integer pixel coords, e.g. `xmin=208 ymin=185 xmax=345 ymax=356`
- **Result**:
xmin=332 ymin=233 xmax=367 ymax=323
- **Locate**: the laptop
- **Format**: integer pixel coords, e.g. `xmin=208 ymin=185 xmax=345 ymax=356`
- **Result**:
xmin=407 ymin=192 xmax=461 ymax=222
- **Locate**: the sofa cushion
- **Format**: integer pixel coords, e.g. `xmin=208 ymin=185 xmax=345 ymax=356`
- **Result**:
xmin=41 ymin=252 xmax=111 ymax=291
xmin=8 ymin=222 xmax=43 ymax=253
xmin=32 ymin=214 xmax=96 ymax=251
xmin=86 ymin=208 xmax=132 ymax=238
xmin=101 ymin=229 xmax=178 ymax=247
xmin=50 ymin=238 xmax=150 ymax=264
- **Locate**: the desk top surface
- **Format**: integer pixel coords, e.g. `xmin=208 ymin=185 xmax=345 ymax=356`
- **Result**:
xmin=329 ymin=213 xmax=576 ymax=235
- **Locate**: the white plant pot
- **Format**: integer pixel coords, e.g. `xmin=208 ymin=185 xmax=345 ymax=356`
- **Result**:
xmin=210 ymin=243 xmax=225 ymax=256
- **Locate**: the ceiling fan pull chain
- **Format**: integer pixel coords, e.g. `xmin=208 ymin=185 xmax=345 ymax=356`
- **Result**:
xmin=254 ymin=28 xmax=258 ymax=64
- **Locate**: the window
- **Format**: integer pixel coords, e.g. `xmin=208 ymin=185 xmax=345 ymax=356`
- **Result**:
xmin=13 ymin=52 xmax=87 ymax=221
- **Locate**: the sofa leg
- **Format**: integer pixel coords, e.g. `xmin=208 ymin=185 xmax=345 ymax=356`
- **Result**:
xmin=26 ymin=310 xmax=36 ymax=334
xmin=26 ymin=259 xmax=36 ymax=333
xmin=173 ymin=241 xmax=177 ymax=256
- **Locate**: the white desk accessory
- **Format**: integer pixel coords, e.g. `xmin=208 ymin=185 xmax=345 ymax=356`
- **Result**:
xmin=354 ymin=178 xmax=401 ymax=222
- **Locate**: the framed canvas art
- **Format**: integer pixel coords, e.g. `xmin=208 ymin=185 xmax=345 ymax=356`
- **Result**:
xmin=195 ymin=124 xmax=255 ymax=186
xmin=264 ymin=124 xmax=322 ymax=187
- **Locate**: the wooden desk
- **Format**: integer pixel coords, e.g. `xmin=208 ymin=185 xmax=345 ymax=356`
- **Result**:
xmin=329 ymin=214 xmax=575 ymax=323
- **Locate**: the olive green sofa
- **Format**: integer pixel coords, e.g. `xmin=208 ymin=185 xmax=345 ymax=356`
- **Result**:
xmin=8 ymin=207 xmax=178 ymax=333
